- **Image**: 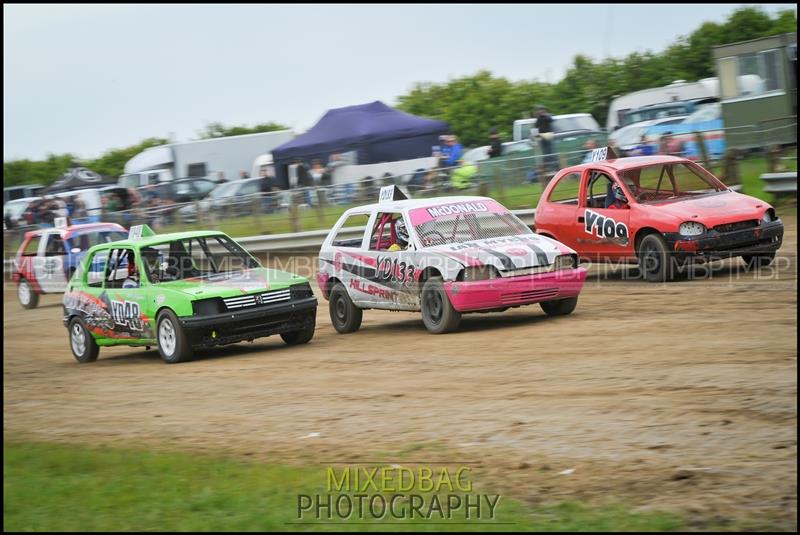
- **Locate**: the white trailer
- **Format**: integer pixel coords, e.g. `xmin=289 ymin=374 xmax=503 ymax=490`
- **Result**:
xmin=606 ymin=79 xmax=720 ymax=131
xmin=121 ymin=130 xmax=295 ymax=186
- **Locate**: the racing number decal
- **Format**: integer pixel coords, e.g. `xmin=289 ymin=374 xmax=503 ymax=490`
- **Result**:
xmin=110 ymin=299 xmax=143 ymax=332
xmin=584 ymin=209 xmax=629 ymax=245
xmin=376 ymin=256 xmax=416 ymax=287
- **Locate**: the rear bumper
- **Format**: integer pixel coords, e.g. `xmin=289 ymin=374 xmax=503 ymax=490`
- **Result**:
xmin=180 ymin=297 xmax=317 ymax=347
xmin=444 ymin=267 xmax=587 ymax=313
xmin=665 ymin=220 xmax=784 ymax=259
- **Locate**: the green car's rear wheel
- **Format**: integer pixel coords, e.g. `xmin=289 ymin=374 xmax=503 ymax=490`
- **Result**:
xmin=157 ymin=309 xmax=193 ymax=364
xmin=69 ymin=317 xmax=99 ymax=363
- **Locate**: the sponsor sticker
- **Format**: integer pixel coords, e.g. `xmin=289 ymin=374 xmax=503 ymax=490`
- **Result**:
xmin=584 ymin=209 xmax=629 ymax=244
xmin=426 ymin=202 xmax=488 ymax=218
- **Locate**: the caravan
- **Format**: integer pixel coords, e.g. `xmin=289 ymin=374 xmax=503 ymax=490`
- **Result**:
xmin=606 ymin=79 xmax=720 ymax=132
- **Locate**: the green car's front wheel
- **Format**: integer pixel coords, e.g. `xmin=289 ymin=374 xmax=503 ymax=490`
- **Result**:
xmin=157 ymin=309 xmax=193 ymax=364
xmin=69 ymin=317 xmax=99 ymax=363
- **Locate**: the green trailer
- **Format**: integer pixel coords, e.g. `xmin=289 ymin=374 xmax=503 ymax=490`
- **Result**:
xmin=713 ymin=32 xmax=797 ymax=150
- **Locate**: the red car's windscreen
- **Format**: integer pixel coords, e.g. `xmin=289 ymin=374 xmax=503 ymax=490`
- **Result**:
xmin=619 ymin=162 xmax=725 ymax=204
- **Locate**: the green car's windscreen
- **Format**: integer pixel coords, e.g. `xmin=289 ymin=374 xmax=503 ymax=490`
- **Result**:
xmin=142 ymin=235 xmax=260 ymax=283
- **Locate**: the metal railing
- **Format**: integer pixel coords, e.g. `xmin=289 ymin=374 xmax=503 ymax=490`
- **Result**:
xmin=760 ymin=172 xmax=798 ymax=194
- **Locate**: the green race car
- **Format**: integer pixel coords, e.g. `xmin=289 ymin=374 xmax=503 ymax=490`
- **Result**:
xmin=62 ymin=225 xmax=317 ymax=363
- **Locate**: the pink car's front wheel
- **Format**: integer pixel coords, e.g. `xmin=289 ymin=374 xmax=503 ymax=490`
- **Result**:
xmin=421 ymin=277 xmax=461 ymax=334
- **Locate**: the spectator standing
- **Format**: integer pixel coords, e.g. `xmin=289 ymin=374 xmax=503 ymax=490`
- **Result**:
xmin=534 ymin=105 xmax=556 ymax=173
xmin=451 ymin=159 xmax=478 ymax=191
xmin=581 ymin=138 xmax=599 ymax=164
xmin=638 ymin=134 xmax=656 ymax=156
xmin=73 ymin=198 xmax=87 ymax=220
xmin=665 ymin=133 xmax=684 ymax=156
xmin=487 ymin=128 xmax=503 ymax=158
xmin=259 ymin=164 xmax=279 ymax=214
xmin=443 ymin=135 xmax=463 ymax=168
xmin=326 ymin=153 xmax=351 ymax=204
xmin=307 ymin=159 xmax=327 ymax=206
xmin=310 ymin=159 xmax=325 ymax=187
xmin=217 ymin=171 xmax=228 ymax=184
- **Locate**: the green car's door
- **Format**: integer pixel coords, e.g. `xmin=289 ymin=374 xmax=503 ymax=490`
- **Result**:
xmin=97 ymin=247 xmax=156 ymax=344
xmin=70 ymin=247 xmax=117 ymax=338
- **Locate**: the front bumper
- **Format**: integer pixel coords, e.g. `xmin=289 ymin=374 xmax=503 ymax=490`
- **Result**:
xmin=665 ymin=219 xmax=784 ymax=259
xmin=181 ymin=296 xmax=317 ymax=347
xmin=444 ymin=267 xmax=587 ymax=313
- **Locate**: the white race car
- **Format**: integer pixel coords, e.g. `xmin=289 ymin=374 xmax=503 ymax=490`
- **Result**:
xmin=317 ymin=187 xmax=588 ymax=334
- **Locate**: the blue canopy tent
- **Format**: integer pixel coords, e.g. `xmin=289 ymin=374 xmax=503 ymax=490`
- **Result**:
xmin=271 ymin=101 xmax=449 ymax=189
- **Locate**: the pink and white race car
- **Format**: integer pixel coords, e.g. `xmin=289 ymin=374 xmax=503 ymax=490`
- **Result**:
xmin=317 ymin=187 xmax=587 ymax=334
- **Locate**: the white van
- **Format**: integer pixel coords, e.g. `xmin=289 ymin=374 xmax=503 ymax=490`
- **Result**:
xmin=118 ymin=168 xmax=174 ymax=189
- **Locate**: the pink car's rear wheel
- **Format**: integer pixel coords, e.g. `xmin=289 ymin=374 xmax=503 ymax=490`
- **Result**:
xmin=329 ymin=283 xmax=362 ymax=334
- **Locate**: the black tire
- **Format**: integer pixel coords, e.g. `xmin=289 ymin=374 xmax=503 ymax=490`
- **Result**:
xmin=156 ymin=309 xmax=193 ymax=363
xmin=742 ymin=253 xmax=775 ymax=269
xmin=421 ymin=276 xmax=461 ymax=334
xmin=68 ymin=316 xmax=99 ymax=363
xmin=281 ymin=319 xmax=316 ymax=345
xmin=18 ymin=278 xmax=39 ymax=309
xmin=637 ymin=233 xmax=676 ymax=282
xmin=329 ymin=283 xmax=362 ymax=334
xmin=540 ymin=296 xmax=578 ymax=316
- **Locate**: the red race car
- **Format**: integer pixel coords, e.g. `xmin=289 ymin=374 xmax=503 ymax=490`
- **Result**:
xmin=534 ymin=150 xmax=784 ymax=281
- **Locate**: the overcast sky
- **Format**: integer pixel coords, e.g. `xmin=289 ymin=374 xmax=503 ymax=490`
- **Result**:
xmin=4 ymin=3 xmax=796 ymax=161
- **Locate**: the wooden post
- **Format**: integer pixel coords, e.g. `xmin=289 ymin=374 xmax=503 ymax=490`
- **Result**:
xmin=492 ymin=164 xmax=506 ymax=204
xmin=252 ymin=194 xmax=262 ymax=230
xmin=289 ymin=191 xmax=301 ymax=233
xmin=721 ymin=149 xmax=739 ymax=186
xmin=195 ymin=200 xmax=205 ymax=228
xmin=694 ymin=131 xmax=709 ymax=166
xmin=767 ymin=145 xmax=782 ymax=173
xmin=538 ymin=154 xmax=549 ymax=191
xmin=315 ymin=188 xmax=326 ymax=225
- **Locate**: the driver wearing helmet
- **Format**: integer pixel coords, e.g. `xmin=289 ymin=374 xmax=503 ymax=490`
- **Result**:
xmin=141 ymin=247 xmax=162 ymax=283
xmin=123 ymin=258 xmax=139 ymax=288
xmin=607 ymin=182 xmax=630 ymax=209
xmin=388 ymin=217 xmax=410 ymax=251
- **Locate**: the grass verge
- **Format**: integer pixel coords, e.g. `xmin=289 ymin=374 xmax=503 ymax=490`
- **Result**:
xmin=4 ymin=439 xmax=684 ymax=532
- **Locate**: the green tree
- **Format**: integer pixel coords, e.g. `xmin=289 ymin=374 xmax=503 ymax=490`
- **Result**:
xmin=196 ymin=121 xmax=290 ymax=139
xmin=394 ymin=5 xmax=795 ymax=146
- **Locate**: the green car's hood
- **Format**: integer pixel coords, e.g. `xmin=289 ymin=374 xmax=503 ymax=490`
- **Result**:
xmin=153 ymin=268 xmax=306 ymax=299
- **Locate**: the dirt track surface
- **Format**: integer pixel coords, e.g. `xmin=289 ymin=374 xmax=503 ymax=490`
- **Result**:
xmin=4 ymin=217 xmax=797 ymax=529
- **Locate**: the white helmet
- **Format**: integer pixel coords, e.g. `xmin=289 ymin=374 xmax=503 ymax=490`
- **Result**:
xmin=395 ymin=218 xmax=409 ymax=246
